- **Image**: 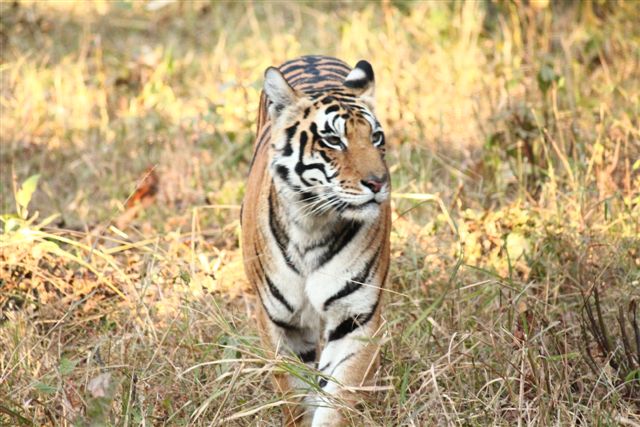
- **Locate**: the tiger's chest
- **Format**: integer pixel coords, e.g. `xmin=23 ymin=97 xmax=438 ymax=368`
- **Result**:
xmin=259 ymin=198 xmax=372 ymax=320
xmin=265 ymin=188 xmax=363 ymax=273
xmin=286 ymin=220 xmax=363 ymax=275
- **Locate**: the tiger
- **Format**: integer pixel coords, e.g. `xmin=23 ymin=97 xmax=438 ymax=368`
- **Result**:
xmin=241 ymin=55 xmax=391 ymax=426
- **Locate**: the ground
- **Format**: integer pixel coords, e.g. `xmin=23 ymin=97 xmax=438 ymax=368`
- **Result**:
xmin=1 ymin=1 xmax=639 ymax=425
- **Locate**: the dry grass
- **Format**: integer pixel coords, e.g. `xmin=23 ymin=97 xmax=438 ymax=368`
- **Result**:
xmin=1 ymin=1 xmax=639 ymax=425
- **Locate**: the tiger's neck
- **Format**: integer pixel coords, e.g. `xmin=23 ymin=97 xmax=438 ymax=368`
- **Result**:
xmin=268 ymin=180 xmax=363 ymax=274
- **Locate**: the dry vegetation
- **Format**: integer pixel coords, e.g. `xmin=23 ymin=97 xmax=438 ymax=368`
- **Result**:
xmin=1 ymin=1 xmax=639 ymax=425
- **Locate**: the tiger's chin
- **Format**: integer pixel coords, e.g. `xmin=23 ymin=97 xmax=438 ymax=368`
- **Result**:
xmin=340 ymin=200 xmax=384 ymax=222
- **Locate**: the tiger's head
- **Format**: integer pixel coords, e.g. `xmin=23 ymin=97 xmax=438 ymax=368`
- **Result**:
xmin=264 ymin=60 xmax=389 ymax=223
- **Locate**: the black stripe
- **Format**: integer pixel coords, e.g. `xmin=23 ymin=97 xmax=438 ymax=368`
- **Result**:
xmin=316 ymin=69 xmax=350 ymax=80
xmin=299 ymin=130 xmax=308 ymax=148
xmin=333 ymin=352 xmax=355 ymax=372
xmin=287 ymin=71 xmax=318 ymax=84
xmin=253 ymin=275 xmax=297 ymax=331
xmin=329 ymin=89 xmax=356 ymax=97
xmin=301 ymin=83 xmax=343 ymax=93
xmin=281 ymin=57 xmax=350 ymax=75
xmin=309 ymin=122 xmax=320 ymax=140
xmin=275 ymin=165 xmax=289 ymax=183
xmin=265 ymin=274 xmax=294 ymax=313
xmin=327 ymin=299 xmax=379 ymax=342
xmin=313 ymin=60 xmax=351 ymax=71
xmin=307 ymin=85 xmax=344 ymax=98
xmin=296 ymin=162 xmax=329 ymax=187
xmin=280 ymin=64 xmax=308 ymax=75
xmin=254 ymin=237 xmax=295 ymax=313
xmin=325 ymin=104 xmax=340 ymax=114
xmin=282 ymin=122 xmax=298 ymax=156
xmin=323 ymin=247 xmax=381 ymax=310
xmin=299 ymin=190 xmax=315 ymax=202
xmin=318 ymin=149 xmax=332 ymax=163
xmin=290 ymin=75 xmax=339 ymax=88
xmin=316 ymin=221 xmax=362 ymax=266
xmin=321 ymin=63 xmax=351 ymax=72
xmin=298 ymin=349 xmax=317 ymax=363
xmin=315 ymin=58 xmax=350 ymax=67
xmin=284 ymin=69 xmax=309 ymax=82
xmin=318 ymin=352 xmax=355 ymax=375
xmin=280 ymin=63 xmax=307 ymax=75
xmin=258 ymin=123 xmax=271 ymax=144
xmin=269 ymin=314 xmax=297 ymax=331
xmin=289 ymin=71 xmax=347 ymax=87
xmin=268 ymin=190 xmax=300 ymax=274
xmin=315 ymin=65 xmax=350 ymax=77
xmin=318 ymin=352 xmax=355 ymax=387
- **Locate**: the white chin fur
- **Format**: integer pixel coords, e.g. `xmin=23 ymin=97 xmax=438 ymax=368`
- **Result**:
xmin=340 ymin=203 xmax=381 ymax=221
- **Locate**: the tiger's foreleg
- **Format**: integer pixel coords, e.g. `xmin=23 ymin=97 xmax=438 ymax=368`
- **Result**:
xmin=256 ymin=303 xmax=319 ymax=426
xmin=309 ymin=288 xmax=382 ymax=426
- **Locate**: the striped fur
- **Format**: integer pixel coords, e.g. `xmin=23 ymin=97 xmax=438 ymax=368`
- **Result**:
xmin=241 ymin=55 xmax=391 ymax=426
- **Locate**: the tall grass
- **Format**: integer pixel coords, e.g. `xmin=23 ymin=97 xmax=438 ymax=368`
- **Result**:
xmin=1 ymin=1 xmax=638 ymax=425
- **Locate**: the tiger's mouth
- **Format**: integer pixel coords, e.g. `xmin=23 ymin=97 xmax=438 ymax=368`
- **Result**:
xmin=340 ymin=190 xmax=389 ymax=207
xmin=293 ymin=187 xmax=387 ymax=219
xmin=339 ymin=192 xmax=388 ymax=211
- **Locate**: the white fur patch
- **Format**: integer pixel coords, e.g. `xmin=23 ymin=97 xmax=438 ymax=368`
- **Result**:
xmin=344 ymin=67 xmax=367 ymax=83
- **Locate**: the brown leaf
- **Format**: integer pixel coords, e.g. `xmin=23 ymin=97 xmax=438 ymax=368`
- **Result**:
xmin=125 ymin=166 xmax=159 ymax=209
xmin=115 ymin=166 xmax=159 ymax=230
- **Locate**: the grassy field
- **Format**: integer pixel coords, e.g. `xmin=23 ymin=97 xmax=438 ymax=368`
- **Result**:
xmin=1 ymin=1 xmax=639 ymax=425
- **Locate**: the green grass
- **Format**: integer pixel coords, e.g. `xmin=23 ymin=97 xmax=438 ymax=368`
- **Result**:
xmin=1 ymin=1 xmax=639 ymax=425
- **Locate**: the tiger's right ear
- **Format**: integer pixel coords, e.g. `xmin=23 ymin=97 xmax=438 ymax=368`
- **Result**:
xmin=344 ymin=60 xmax=375 ymax=104
xmin=264 ymin=67 xmax=298 ymax=120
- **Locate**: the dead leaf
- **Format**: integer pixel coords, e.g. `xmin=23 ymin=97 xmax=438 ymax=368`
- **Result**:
xmin=115 ymin=166 xmax=159 ymax=230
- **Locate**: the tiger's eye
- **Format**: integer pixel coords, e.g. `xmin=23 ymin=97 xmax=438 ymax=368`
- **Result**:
xmin=324 ymin=136 xmax=343 ymax=148
xmin=372 ymin=131 xmax=385 ymax=146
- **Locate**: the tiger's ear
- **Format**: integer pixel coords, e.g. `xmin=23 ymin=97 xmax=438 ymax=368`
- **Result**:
xmin=344 ymin=60 xmax=375 ymax=105
xmin=264 ymin=67 xmax=298 ymax=120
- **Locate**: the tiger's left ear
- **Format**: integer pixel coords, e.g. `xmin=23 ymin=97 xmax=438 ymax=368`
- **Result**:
xmin=343 ymin=60 xmax=375 ymax=106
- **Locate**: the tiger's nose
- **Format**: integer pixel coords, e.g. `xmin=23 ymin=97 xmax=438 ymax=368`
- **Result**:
xmin=361 ymin=175 xmax=387 ymax=193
